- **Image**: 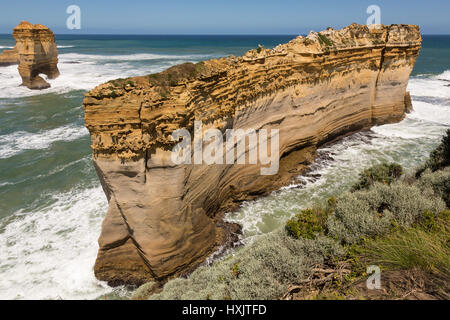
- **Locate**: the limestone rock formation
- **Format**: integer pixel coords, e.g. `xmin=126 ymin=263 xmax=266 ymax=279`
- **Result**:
xmin=83 ymin=24 xmax=422 ymax=286
xmin=0 ymin=46 xmax=19 ymax=66
xmin=12 ymin=21 xmax=60 ymax=89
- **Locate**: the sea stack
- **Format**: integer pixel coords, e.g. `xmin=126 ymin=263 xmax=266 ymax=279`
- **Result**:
xmin=83 ymin=23 xmax=422 ymax=286
xmin=11 ymin=21 xmax=60 ymax=89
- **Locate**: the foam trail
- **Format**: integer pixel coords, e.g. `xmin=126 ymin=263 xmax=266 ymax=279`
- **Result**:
xmin=0 ymin=125 xmax=88 ymax=159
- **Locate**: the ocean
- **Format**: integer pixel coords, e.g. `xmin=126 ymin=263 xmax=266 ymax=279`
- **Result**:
xmin=0 ymin=34 xmax=449 ymax=300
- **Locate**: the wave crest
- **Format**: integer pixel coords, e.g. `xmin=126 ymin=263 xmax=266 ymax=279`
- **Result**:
xmin=0 ymin=125 xmax=88 ymax=159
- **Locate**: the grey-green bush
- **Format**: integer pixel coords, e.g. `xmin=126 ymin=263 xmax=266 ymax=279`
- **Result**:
xmin=416 ymin=129 xmax=450 ymax=177
xmin=130 ymin=281 xmax=157 ymax=300
xmin=326 ymin=182 xmax=446 ymax=244
xmin=148 ymin=231 xmax=343 ymax=300
xmin=351 ymin=162 xmax=403 ymax=191
xmin=417 ymin=167 xmax=450 ymax=207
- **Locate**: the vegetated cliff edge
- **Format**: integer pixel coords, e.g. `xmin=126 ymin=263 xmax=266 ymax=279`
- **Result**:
xmin=83 ymin=23 xmax=422 ymax=286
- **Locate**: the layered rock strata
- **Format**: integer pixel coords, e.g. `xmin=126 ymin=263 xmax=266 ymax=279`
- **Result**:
xmin=0 ymin=46 xmax=19 ymax=66
xmin=83 ymin=24 xmax=422 ymax=285
xmin=11 ymin=21 xmax=60 ymax=89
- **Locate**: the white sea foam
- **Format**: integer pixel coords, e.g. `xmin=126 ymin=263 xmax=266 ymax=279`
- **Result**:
xmin=0 ymin=52 xmax=211 ymax=99
xmin=435 ymin=70 xmax=450 ymax=81
xmin=406 ymin=101 xmax=450 ymax=126
xmin=59 ymin=52 xmax=210 ymax=61
xmin=0 ymin=185 xmax=121 ymax=300
xmin=408 ymin=72 xmax=450 ymax=99
xmin=0 ymin=125 xmax=88 ymax=159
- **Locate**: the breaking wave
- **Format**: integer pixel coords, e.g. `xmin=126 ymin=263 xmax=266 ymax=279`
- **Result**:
xmin=0 ymin=125 xmax=88 ymax=159
xmin=0 ymin=186 xmax=119 ymax=300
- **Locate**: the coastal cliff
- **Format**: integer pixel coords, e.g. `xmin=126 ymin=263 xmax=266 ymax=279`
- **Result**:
xmin=83 ymin=23 xmax=422 ymax=286
xmin=10 ymin=21 xmax=60 ymax=89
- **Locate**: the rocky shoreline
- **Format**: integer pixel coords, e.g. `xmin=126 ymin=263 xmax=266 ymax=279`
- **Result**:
xmin=83 ymin=23 xmax=422 ymax=286
xmin=133 ymin=130 xmax=450 ymax=300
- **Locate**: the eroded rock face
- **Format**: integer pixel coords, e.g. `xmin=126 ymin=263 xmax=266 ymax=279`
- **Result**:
xmin=12 ymin=21 xmax=60 ymax=89
xmin=0 ymin=46 xmax=19 ymax=66
xmin=83 ymin=24 xmax=422 ymax=286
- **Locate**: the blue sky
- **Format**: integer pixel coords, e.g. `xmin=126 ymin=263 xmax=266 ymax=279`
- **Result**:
xmin=0 ymin=0 xmax=449 ymax=34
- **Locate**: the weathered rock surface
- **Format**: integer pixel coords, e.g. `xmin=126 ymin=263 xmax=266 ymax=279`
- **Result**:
xmin=11 ymin=21 xmax=60 ymax=89
xmin=0 ymin=46 xmax=19 ymax=66
xmin=83 ymin=24 xmax=422 ymax=286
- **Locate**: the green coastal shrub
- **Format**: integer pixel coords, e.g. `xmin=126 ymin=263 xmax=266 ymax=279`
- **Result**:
xmin=363 ymin=182 xmax=445 ymax=225
xmin=351 ymin=162 xmax=403 ymax=191
xmin=148 ymin=232 xmax=301 ymax=300
xmin=416 ymin=129 xmax=450 ymax=177
xmin=285 ymin=207 xmax=328 ymax=239
xmin=317 ymin=33 xmax=333 ymax=46
xmin=327 ymin=182 xmax=446 ymax=244
xmin=130 ymin=281 xmax=158 ymax=300
xmin=417 ymin=167 xmax=450 ymax=207
xmin=326 ymin=190 xmax=392 ymax=244
xmin=147 ymin=230 xmax=343 ymax=300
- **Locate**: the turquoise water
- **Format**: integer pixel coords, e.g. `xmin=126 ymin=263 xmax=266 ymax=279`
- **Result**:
xmin=0 ymin=35 xmax=449 ymax=299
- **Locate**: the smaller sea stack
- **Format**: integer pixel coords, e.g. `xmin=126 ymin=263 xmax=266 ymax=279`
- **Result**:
xmin=11 ymin=21 xmax=60 ymax=89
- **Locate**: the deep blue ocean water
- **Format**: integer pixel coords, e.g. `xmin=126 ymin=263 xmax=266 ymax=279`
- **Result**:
xmin=0 ymin=34 xmax=448 ymax=299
